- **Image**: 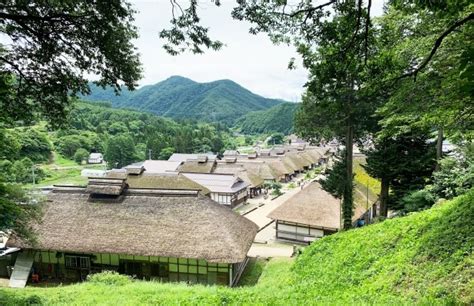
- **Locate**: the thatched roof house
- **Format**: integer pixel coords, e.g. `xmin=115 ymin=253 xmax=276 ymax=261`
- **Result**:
xmin=7 ymin=183 xmax=258 ymax=287
xmin=182 ymin=173 xmax=249 ymax=207
xmin=268 ymin=182 xmax=370 ymax=243
xmin=11 ymin=190 xmax=256 ymax=263
xmin=268 ymin=182 xmax=341 ymax=231
xmin=213 ymin=164 xmax=264 ymax=189
xmin=178 ymin=160 xmax=216 ymax=173
xmin=264 ymin=158 xmax=295 ymax=181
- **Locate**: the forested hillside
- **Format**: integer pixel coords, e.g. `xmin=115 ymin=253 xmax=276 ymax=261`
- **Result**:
xmin=2 ymin=191 xmax=472 ymax=305
xmin=84 ymin=76 xmax=284 ymax=123
xmin=235 ymin=102 xmax=299 ymax=134
xmin=0 ymin=102 xmax=234 ymax=185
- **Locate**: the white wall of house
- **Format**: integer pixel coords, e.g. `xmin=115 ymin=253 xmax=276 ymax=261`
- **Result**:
xmin=210 ymin=193 xmax=232 ymax=205
xmin=275 ymin=221 xmax=327 ymax=243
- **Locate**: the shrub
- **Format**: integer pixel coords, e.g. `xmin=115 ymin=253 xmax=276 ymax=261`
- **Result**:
xmin=73 ymin=148 xmax=89 ymax=165
xmin=401 ymin=189 xmax=437 ymax=212
xmin=271 ymin=188 xmax=282 ymax=197
xmin=87 ymin=271 xmax=131 ymax=286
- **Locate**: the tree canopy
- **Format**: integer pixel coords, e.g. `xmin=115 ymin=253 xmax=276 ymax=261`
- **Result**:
xmin=0 ymin=0 xmax=142 ymax=125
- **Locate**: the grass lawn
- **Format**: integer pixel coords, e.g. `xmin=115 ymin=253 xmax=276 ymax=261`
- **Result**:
xmin=354 ymin=157 xmax=381 ymax=196
xmin=1 ymin=191 xmax=472 ymax=305
xmin=26 ymin=152 xmax=105 ymax=188
xmin=237 ymin=258 xmax=269 ymax=287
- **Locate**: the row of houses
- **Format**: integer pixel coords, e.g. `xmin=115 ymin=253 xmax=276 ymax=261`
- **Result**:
xmin=1 ymin=146 xmax=338 ymax=288
xmin=111 ymin=146 xmax=332 ymax=208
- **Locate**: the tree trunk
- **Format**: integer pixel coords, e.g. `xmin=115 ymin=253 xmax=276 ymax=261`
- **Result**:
xmin=380 ymin=176 xmax=389 ymax=218
xmin=343 ymin=124 xmax=354 ymax=229
xmin=435 ymin=128 xmax=443 ymax=171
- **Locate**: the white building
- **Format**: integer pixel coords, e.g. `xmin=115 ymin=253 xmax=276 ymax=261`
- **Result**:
xmin=182 ymin=173 xmax=249 ymax=208
xmin=88 ymin=153 xmax=103 ymax=164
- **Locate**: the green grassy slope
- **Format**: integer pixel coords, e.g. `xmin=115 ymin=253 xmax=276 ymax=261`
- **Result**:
xmin=2 ymin=191 xmax=472 ymax=305
xmin=84 ymin=76 xmax=284 ymax=123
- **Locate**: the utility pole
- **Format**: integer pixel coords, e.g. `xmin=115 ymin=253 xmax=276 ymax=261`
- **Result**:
xmin=366 ymin=179 xmax=369 ymax=223
xmin=32 ymin=165 xmax=35 ymax=186
xmin=148 ymin=149 xmax=152 ymax=160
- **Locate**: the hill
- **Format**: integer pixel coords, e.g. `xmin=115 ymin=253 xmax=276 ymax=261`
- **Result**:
xmin=2 ymin=190 xmax=472 ymax=305
xmin=235 ymin=102 xmax=300 ymax=134
xmin=84 ymin=76 xmax=285 ymax=123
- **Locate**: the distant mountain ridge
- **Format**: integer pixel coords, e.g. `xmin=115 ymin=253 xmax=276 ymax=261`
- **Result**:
xmin=84 ymin=76 xmax=286 ymax=123
xmin=235 ymin=102 xmax=300 ymax=134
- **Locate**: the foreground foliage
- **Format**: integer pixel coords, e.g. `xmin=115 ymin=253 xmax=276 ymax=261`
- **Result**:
xmin=2 ymin=191 xmax=472 ymax=305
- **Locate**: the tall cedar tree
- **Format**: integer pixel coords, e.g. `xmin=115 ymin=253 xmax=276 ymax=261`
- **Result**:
xmin=295 ymin=3 xmax=376 ymax=229
xmin=364 ymin=130 xmax=436 ymax=214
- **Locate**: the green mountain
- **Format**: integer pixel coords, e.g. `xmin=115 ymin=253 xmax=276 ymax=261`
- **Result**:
xmin=235 ymin=102 xmax=300 ymax=134
xmin=84 ymin=76 xmax=285 ymax=123
xmin=3 ymin=190 xmax=472 ymax=305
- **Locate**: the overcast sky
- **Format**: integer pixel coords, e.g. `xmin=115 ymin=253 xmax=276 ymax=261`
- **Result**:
xmin=130 ymin=1 xmax=385 ymax=101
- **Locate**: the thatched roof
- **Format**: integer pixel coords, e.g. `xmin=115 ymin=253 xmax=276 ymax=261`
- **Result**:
xmin=282 ymin=155 xmax=301 ymax=172
xmin=223 ymin=150 xmax=239 ymax=157
xmin=268 ymin=182 xmax=341 ymax=230
xmin=125 ymin=173 xmax=211 ymax=195
xmin=213 ymin=163 xmax=264 ymax=188
xmin=265 ymin=158 xmax=294 ymax=177
xmin=287 ymin=152 xmax=311 ymax=169
xmin=85 ymin=178 xmax=126 ymax=196
xmin=268 ymin=182 xmax=369 ymax=230
xmin=298 ymin=151 xmax=317 ymax=166
xmin=305 ymin=149 xmax=324 ymax=162
xmin=9 ymin=191 xmax=258 ymax=263
xmin=178 ymin=160 xmax=215 ymax=173
xmin=124 ymin=165 xmax=145 ymax=175
xmin=168 ymin=153 xmax=217 ymax=163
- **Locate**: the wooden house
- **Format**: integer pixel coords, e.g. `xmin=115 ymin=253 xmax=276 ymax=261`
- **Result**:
xmin=268 ymin=182 xmax=373 ymax=244
xmin=181 ymin=173 xmax=249 ymax=208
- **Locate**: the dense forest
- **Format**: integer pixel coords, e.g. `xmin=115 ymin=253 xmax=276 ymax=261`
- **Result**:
xmin=235 ymin=102 xmax=299 ymax=134
xmin=84 ymin=76 xmax=284 ymax=124
xmin=0 ymin=101 xmax=234 ymax=184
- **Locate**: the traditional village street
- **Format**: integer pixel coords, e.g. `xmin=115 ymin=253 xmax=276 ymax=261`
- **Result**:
xmin=239 ymin=174 xmax=313 ymax=258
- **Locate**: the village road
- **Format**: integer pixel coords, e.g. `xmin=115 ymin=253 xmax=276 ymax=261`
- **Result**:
xmin=244 ymin=182 xmax=310 ymax=230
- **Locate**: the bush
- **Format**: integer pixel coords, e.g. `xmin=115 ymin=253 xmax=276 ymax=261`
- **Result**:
xmin=401 ymin=189 xmax=437 ymax=212
xmin=87 ymin=271 xmax=131 ymax=286
xmin=432 ymin=156 xmax=473 ymax=199
xmin=73 ymin=148 xmax=89 ymax=165
xmin=271 ymin=187 xmax=283 ymax=197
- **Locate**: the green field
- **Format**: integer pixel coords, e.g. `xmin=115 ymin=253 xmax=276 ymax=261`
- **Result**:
xmin=2 ymin=190 xmax=472 ymax=305
xmin=27 ymin=153 xmax=105 ymax=188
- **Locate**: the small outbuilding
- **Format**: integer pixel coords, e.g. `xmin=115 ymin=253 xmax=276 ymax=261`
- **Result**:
xmin=87 ymin=153 xmax=103 ymax=164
